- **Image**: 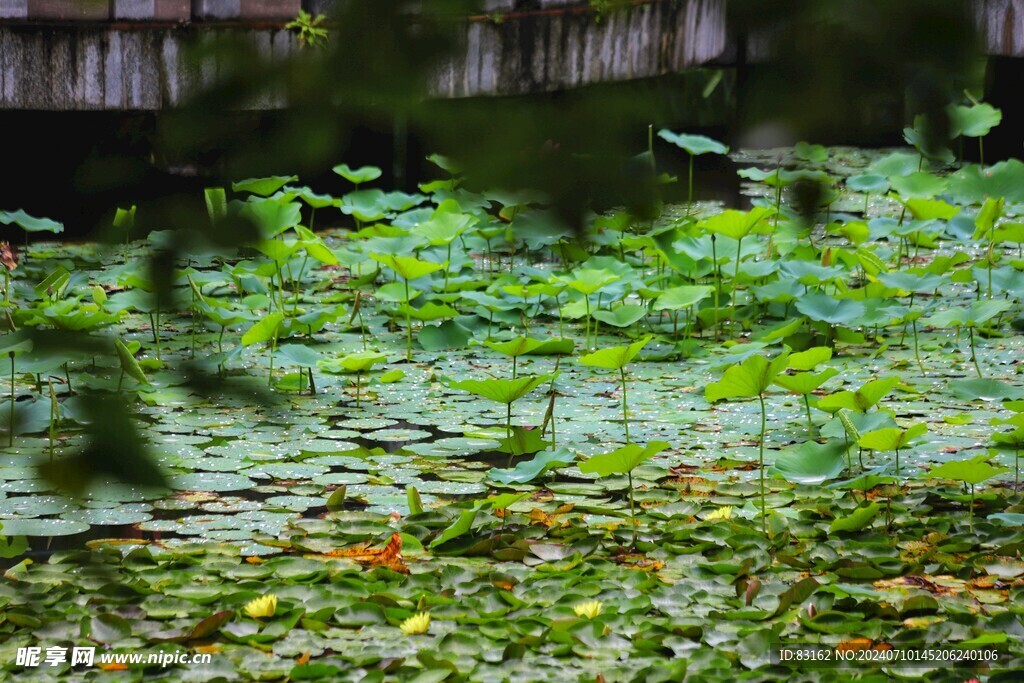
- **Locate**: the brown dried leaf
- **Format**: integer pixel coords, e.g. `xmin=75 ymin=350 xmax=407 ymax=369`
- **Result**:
xmin=0 ymin=242 xmax=16 ymax=271
xmin=325 ymin=533 xmax=408 ymax=574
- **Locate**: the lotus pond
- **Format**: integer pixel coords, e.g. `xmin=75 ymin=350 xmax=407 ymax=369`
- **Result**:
xmin=1 ymin=135 xmax=1023 ymax=682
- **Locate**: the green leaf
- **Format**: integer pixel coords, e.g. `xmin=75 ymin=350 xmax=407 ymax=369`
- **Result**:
xmin=255 ymin=238 xmax=299 ymax=264
xmin=967 ymin=298 xmax=1012 ymax=325
xmin=486 ymin=492 xmax=530 ymax=510
xmin=577 ymin=336 xmax=651 ymax=371
xmin=277 ymin=344 xmax=322 ymax=367
xmin=657 ymin=130 xmax=729 ymax=156
xmin=993 ymin=222 xmax=1024 ymax=244
xmin=856 ymin=248 xmax=888 ymax=275
xmin=924 ymin=455 xmax=1008 ymax=485
xmin=489 ymin=448 xmax=577 ymax=484
xmin=339 ymin=189 xmax=388 ymax=223
xmin=407 ymin=486 xmax=424 ymax=515
xmin=924 ymin=299 xmax=1011 ymax=328
xmin=973 ymin=197 xmax=1005 ymax=240
xmin=241 ymin=312 xmax=285 ymax=346
xmin=326 ymin=486 xmax=346 ymax=512
xmin=904 ymin=197 xmax=960 ymax=221
xmin=34 ymin=266 xmax=71 ymax=298
xmin=701 ymin=207 xmax=773 ymax=241
xmin=835 ymin=409 xmax=862 ymax=442
xmin=706 ymin=351 xmax=790 ymax=402
xmin=947 ymin=159 xmax=1024 ymax=203
xmin=90 ymin=613 xmax=133 ymax=644
xmin=870 ymin=152 xmax=921 ymax=177
xmin=418 ymin=320 xmax=471 ymax=351
xmin=948 ymin=102 xmax=1001 ymax=138
xmin=400 ymin=302 xmax=458 ymax=322
xmin=333 ymin=164 xmax=383 ymax=185
xmin=794 ymin=293 xmax=866 ymax=326
xmin=817 ymin=376 xmax=899 ymax=413
xmin=770 ymin=439 xmax=849 ymax=484
xmin=379 ymin=369 xmax=405 ymax=383
xmin=858 ymin=423 xmax=927 ymax=451
xmin=481 ymin=337 xmax=548 ymax=358
xmin=376 ymin=282 xmax=419 ymax=303
xmin=794 ymin=141 xmax=828 ymax=163
xmin=294 ymin=226 xmax=339 ymax=265
xmin=949 ymin=379 xmax=1024 ymax=402
xmin=239 ymin=200 xmax=302 ymax=238
xmin=0 ymin=332 xmax=33 ymax=356
xmin=828 ymin=467 xmax=897 ymax=492
xmin=773 ymin=578 xmax=821 ymax=617
xmin=652 ymin=285 xmax=714 ymax=311
xmin=413 ymin=199 xmax=477 ymax=245
xmin=495 ymin=427 xmax=551 ymax=456
xmin=115 ymin=338 xmax=149 ymax=386
xmin=113 ymin=205 xmax=136 ymax=232
xmin=591 ymin=305 xmax=648 ymax=328
xmin=204 ymin=188 xmax=227 ymax=224
xmin=0 ymin=532 xmax=28 ymax=559
xmin=0 ymin=209 xmax=64 ymax=234
xmin=449 ymin=375 xmax=553 ymax=405
xmin=563 ymin=268 xmax=619 ymax=295
xmin=329 ymin=351 xmax=388 ymax=373
xmin=429 ymin=505 xmax=482 ymax=548
xmin=371 ymin=253 xmax=445 ymax=281
xmin=757 ymin=316 xmax=805 ymax=341
xmin=232 ymin=175 xmax=298 ymax=197
xmin=846 ymin=173 xmax=890 ymax=194
xmin=774 ymin=368 xmax=839 ymax=395
xmin=578 ymin=441 xmax=670 ymax=476
xmin=876 ymin=271 xmax=947 ymax=293
xmin=829 ymin=503 xmax=881 ymax=533
xmin=888 ymin=172 xmax=948 ymax=199
xmin=787 ymin=346 xmax=832 ymax=371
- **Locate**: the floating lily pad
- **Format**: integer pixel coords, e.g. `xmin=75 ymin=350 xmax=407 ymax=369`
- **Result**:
xmin=166 ymin=473 xmax=254 ymax=492
xmin=0 ymin=518 xmax=90 ymax=536
xmin=364 ymin=428 xmax=432 ymax=442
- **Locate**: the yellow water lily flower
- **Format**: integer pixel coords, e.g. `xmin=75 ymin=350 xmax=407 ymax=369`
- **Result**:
xmin=704 ymin=506 xmax=733 ymax=522
xmin=400 ymin=612 xmax=431 ymax=635
xmin=243 ymin=594 xmax=278 ymax=619
xmin=573 ymin=600 xmax=603 ymax=619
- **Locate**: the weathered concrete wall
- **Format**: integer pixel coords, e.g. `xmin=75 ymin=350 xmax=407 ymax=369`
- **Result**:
xmin=436 ymin=0 xmax=727 ymax=97
xmin=974 ymin=0 xmax=1024 ymax=56
xmin=0 ymin=0 xmax=728 ymax=109
xmin=0 ymin=26 xmax=295 ymax=109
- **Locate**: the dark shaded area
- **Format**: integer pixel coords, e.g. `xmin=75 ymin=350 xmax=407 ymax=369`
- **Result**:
xmin=729 ymin=0 xmax=980 ymax=151
xmin=983 ymin=56 xmax=1024 ymax=162
xmin=1 ymin=67 xmax=738 ymax=241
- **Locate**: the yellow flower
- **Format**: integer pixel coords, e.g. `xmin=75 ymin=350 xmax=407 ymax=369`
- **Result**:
xmin=243 ymin=594 xmax=278 ymax=619
xmin=399 ymin=612 xmax=430 ymax=635
xmin=704 ymin=506 xmax=733 ymax=522
xmin=573 ymin=600 xmax=603 ymax=619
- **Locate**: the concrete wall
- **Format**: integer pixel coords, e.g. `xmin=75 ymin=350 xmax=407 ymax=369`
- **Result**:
xmin=0 ymin=0 xmax=728 ymax=109
xmin=974 ymin=0 xmax=1024 ymax=56
xmin=0 ymin=26 xmax=295 ymax=109
xmin=437 ymin=0 xmax=727 ymax=97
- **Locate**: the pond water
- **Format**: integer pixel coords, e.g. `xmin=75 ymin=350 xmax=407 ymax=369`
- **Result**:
xmin=1 ymin=144 xmax=1022 ymax=681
